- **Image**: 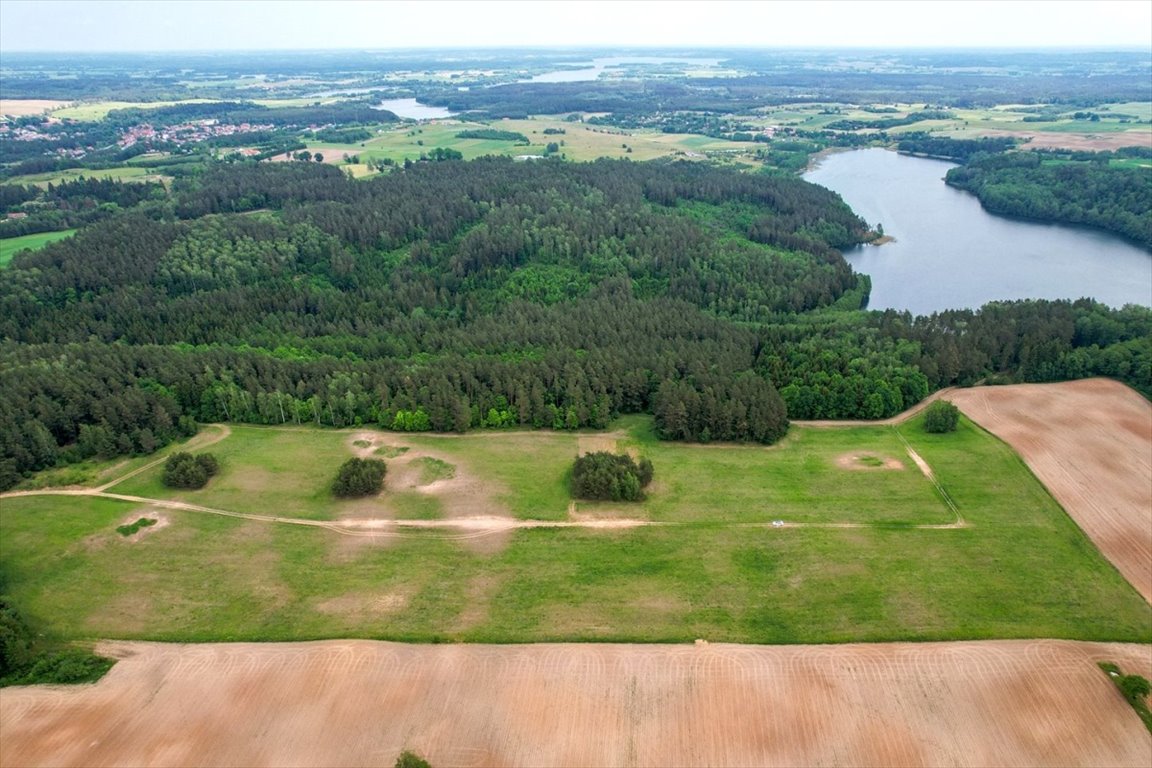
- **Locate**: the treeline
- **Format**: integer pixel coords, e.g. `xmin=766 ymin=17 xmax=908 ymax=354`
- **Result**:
xmin=1 ymin=158 xmax=1149 ymax=489
xmin=455 ymin=129 xmax=530 ymax=143
xmin=896 ymin=135 xmax=1019 ymax=162
xmin=945 ymin=151 xmax=1152 ymax=250
xmin=102 ymin=100 xmax=398 ymax=131
xmin=824 ymin=110 xmax=953 ymax=132
xmin=418 ymin=68 xmax=1152 ymax=119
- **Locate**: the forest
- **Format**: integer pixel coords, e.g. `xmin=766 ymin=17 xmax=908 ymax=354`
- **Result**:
xmin=1 ymin=158 xmax=1148 ymax=489
xmin=944 ymin=150 xmax=1152 ymax=250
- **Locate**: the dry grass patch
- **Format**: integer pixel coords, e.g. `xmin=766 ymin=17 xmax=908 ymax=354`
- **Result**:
xmin=835 ymin=452 xmax=904 ymax=470
xmin=313 ymin=589 xmax=413 ymax=619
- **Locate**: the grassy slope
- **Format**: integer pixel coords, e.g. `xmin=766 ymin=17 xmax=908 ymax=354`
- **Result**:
xmin=2 ymin=415 xmax=1149 ymax=644
xmin=0 ymin=230 xmax=77 ymax=267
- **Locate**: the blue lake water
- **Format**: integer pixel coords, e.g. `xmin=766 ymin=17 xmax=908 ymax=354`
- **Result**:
xmin=804 ymin=148 xmax=1152 ymax=315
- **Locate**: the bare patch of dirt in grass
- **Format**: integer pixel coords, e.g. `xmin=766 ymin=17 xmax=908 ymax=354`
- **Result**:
xmin=326 ymin=529 xmax=399 ymax=562
xmin=334 ymin=497 xmax=392 ymax=521
xmin=313 ymin=589 xmax=413 ymax=619
xmin=455 ymin=525 xmax=515 ymax=556
xmin=578 ymin=434 xmax=619 ymax=455
xmin=569 ymin=503 xmax=649 ymax=522
xmin=117 ymin=511 xmax=171 ymax=542
xmin=231 ymin=467 xmax=277 ymax=493
xmin=834 ymin=452 xmax=904 ymax=471
xmin=453 ymin=574 xmax=504 ymax=633
xmin=347 ymin=431 xmax=396 ymax=458
xmin=333 ymin=432 xmax=517 ymax=553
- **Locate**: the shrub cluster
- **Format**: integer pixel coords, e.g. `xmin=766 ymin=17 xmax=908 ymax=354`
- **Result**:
xmin=116 ymin=517 xmax=158 ymax=537
xmin=570 ymin=451 xmax=653 ymax=502
xmin=161 ymin=452 xmax=220 ymax=489
xmin=924 ymin=400 xmax=960 ymax=433
xmin=0 ymin=598 xmax=114 ymax=686
xmin=332 ymin=457 xmax=387 ymax=497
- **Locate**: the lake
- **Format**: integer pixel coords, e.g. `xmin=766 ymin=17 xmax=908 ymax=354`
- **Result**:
xmin=373 ymin=98 xmax=456 ymax=120
xmin=803 ymin=148 xmax=1152 ymax=316
xmin=527 ymin=56 xmax=723 ymax=83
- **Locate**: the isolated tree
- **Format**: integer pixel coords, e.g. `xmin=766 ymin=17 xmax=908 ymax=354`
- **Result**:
xmin=923 ymin=400 xmax=960 ymax=433
xmin=332 ymin=457 xmax=386 ymax=497
xmin=162 ymin=452 xmax=220 ymax=489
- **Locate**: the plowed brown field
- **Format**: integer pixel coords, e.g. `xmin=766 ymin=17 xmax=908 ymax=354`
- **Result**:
xmin=948 ymin=379 xmax=1152 ymax=603
xmin=2 ymin=639 xmax=1149 ymax=767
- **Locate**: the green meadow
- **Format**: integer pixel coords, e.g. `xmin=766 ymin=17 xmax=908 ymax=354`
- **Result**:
xmin=2 ymin=414 xmax=1148 ymax=645
xmin=0 ymin=229 xmax=77 ymax=267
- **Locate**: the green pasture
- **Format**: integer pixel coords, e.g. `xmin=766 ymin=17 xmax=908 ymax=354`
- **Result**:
xmin=0 ymin=229 xmax=76 ymax=267
xmin=1 ymin=166 xmax=166 ymax=188
xmin=50 ymin=99 xmax=224 ymax=121
xmin=301 ymin=117 xmax=753 ymax=168
xmin=109 ymin=425 xmax=355 ymax=520
xmin=2 ymin=413 xmax=1149 ymax=645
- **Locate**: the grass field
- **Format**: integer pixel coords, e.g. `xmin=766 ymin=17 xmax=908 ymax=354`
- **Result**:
xmin=281 ymin=117 xmax=753 ymax=170
xmin=50 ymin=99 xmax=224 ymax=121
xmin=0 ymin=166 xmax=167 ymax=188
xmin=2 ymin=414 xmax=1149 ymax=645
xmin=0 ymin=230 xmax=77 ymax=267
xmin=752 ymin=102 xmax=1152 ymax=149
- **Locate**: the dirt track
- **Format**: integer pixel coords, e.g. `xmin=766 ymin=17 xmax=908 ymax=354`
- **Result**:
xmin=1 ymin=639 xmax=1148 ymax=767
xmin=948 ymin=379 xmax=1152 ymax=603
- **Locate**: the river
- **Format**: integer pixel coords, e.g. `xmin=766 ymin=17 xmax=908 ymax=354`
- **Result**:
xmin=803 ymin=148 xmax=1152 ymax=316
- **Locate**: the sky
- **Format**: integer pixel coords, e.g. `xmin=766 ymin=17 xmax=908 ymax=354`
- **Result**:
xmin=1 ymin=0 xmax=1150 ymax=52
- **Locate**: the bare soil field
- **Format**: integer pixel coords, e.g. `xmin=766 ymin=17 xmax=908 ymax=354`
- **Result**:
xmin=977 ymin=128 xmax=1152 ymax=152
xmin=948 ymin=379 xmax=1152 ymax=603
xmin=1 ymin=639 xmax=1148 ymax=767
xmin=0 ymin=99 xmax=70 ymax=117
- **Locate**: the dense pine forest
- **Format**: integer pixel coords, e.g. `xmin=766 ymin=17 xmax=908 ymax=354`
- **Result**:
xmin=1 ymin=158 xmax=1149 ymax=489
xmin=943 ymin=149 xmax=1152 ymax=250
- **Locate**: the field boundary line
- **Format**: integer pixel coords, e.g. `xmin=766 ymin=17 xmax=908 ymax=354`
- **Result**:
xmin=893 ymin=426 xmax=965 ymax=526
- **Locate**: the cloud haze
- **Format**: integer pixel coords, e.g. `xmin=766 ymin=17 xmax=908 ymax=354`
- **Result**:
xmin=2 ymin=0 xmax=1150 ymax=52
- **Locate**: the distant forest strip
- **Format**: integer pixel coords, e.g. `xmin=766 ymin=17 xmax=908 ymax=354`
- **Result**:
xmin=943 ymin=149 xmax=1152 ymax=250
xmin=1 ymin=159 xmax=1149 ymax=490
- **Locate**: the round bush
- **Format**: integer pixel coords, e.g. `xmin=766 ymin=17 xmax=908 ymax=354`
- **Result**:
xmin=162 ymin=452 xmax=220 ymax=489
xmin=332 ymin=457 xmax=387 ymax=498
xmin=923 ymin=400 xmax=960 ymax=433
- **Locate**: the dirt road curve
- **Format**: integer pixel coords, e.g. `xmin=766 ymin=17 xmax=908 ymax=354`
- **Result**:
xmin=948 ymin=379 xmax=1152 ymax=603
xmin=2 ymin=639 xmax=1148 ymax=768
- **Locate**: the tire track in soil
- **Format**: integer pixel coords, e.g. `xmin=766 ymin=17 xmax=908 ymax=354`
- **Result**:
xmin=2 ymin=639 xmax=1148 ymax=767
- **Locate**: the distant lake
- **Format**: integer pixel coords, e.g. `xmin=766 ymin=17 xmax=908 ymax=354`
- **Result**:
xmin=804 ymin=148 xmax=1152 ymax=316
xmin=373 ymin=98 xmax=455 ymax=120
xmin=526 ymin=56 xmax=723 ymax=83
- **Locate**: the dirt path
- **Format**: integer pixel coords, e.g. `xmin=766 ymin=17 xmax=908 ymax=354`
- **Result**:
xmin=947 ymin=379 xmax=1152 ymax=603
xmin=94 ymin=424 xmax=232 ymax=492
xmin=1 ymin=639 xmax=1148 ymax=767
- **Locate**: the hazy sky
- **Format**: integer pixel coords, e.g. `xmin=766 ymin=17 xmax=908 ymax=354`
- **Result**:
xmin=1 ymin=0 xmax=1150 ymax=52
